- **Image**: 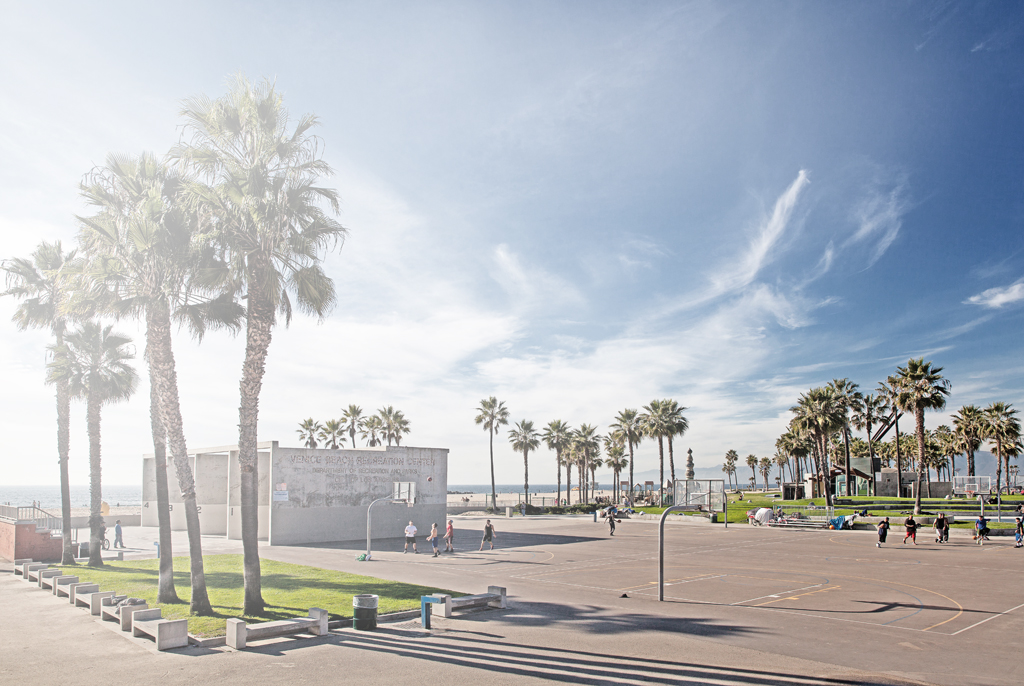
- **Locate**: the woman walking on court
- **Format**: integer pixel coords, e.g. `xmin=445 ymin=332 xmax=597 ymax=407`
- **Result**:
xmin=444 ymin=519 xmax=454 ymax=553
xmin=877 ymin=517 xmax=889 ymax=547
xmin=903 ymin=516 xmax=918 ymax=545
xmin=479 ymin=519 xmax=496 ymax=551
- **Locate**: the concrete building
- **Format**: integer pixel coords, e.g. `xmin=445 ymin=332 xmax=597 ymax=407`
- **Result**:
xmin=142 ymin=442 xmax=447 ymax=545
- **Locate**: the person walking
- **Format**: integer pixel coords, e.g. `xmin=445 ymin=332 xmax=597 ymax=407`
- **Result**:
xmin=429 ymin=523 xmax=440 ymax=557
xmin=404 ymin=521 xmax=418 ymax=554
xmin=903 ymin=516 xmax=917 ymax=545
xmin=975 ymin=514 xmax=990 ymax=545
xmin=877 ymin=517 xmax=889 ymax=547
xmin=479 ymin=519 xmax=496 ymax=551
xmin=444 ymin=520 xmax=454 ymax=553
xmin=934 ymin=513 xmax=948 ymax=544
xmin=608 ymin=511 xmax=616 ymax=536
xmin=113 ymin=519 xmax=125 ymax=549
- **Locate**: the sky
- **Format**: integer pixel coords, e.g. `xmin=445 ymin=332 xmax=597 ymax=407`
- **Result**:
xmin=1 ymin=1 xmax=1023 ymax=488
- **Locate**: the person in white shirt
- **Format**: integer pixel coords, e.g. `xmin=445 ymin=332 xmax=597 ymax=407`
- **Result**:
xmin=404 ymin=521 xmax=418 ymax=554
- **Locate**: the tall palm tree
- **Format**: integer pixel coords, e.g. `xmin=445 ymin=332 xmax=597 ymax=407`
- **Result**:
xmin=828 ymin=378 xmax=862 ymax=496
xmin=984 ymin=402 xmax=1021 ymax=495
xmin=360 ymin=415 xmax=384 ymax=447
xmin=610 ymin=409 xmax=643 ymax=499
xmin=774 ymin=452 xmax=789 ymax=484
xmin=790 ymin=386 xmax=844 ymax=506
xmin=890 ymin=359 xmax=951 ymax=513
xmin=2 ymin=241 xmax=78 ymax=565
xmin=48 ymin=322 xmax=137 ymax=566
xmin=341 ymin=405 xmax=363 ymax=447
xmin=604 ymin=436 xmax=628 ymax=503
xmin=391 ymin=413 xmax=411 ymax=446
xmin=542 ymin=420 xmax=571 ymax=505
xmin=723 ymin=449 xmax=739 ymax=489
xmin=640 ymin=400 xmax=670 ymax=505
xmin=745 ymin=454 xmax=759 ymax=490
xmin=75 ymin=152 xmax=241 ymax=608
xmin=175 ymin=78 xmax=346 ymax=615
xmin=319 ymin=419 xmax=346 ymax=449
xmin=759 ymin=457 xmax=773 ymax=491
xmin=296 ymin=418 xmax=322 ymax=448
xmin=952 ymin=405 xmax=984 ymax=478
xmin=575 ymin=424 xmax=599 ymax=503
xmin=662 ymin=399 xmax=689 ymax=486
xmin=932 ymin=425 xmax=955 ymax=480
xmin=475 ymin=397 xmax=509 ymax=511
xmin=508 ymin=420 xmax=540 ymax=503
xmin=851 ymin=392 xmax=888 ymax=497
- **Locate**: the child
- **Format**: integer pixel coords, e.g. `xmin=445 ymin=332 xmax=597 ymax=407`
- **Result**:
xmin=429 ymin=523 xmax=440 ymax=557
xmin=877 ymin=517 xmax=889 ymax=548
xmin=1015 ymin=517 xmax=1023 ymax=549
xmin=903 ymin=516 xmax=917 ymax=545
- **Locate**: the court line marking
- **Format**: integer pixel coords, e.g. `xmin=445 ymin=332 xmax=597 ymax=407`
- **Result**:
xmin=732 ymin=583 xmax=826 ymax=606
xmin=750 ymin=585 xmax=841 ymax=607
xmin=950 ymin=600 xmax=1024 ymax=636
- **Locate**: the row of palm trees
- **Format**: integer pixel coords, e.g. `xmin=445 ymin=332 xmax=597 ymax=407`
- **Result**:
xmin=2 ymin=77 xmax=343 ymax=617
xmin=764 ymin=358 xmax=1021 ymax=514
xmin=475 ymin=396 xmax=689 ymax=508
xmin=296 ymin=405 xmax=411 ymax=448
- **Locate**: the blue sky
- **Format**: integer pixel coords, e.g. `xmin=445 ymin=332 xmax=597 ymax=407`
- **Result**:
xmin=1 ymin=1 xmax=1023 ymax=486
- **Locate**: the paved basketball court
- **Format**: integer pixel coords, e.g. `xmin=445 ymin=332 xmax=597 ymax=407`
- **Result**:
xmin=2 ymin=514 xmax=1019 ymax=685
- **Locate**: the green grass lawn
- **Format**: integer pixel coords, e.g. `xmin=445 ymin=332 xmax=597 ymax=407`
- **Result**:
xmin=60 ymin=554 xmax=456 ymax=637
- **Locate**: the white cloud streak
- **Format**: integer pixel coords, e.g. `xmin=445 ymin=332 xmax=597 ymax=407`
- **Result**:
xmin=845 ymin=179 xmax=908 ymax=267
xmin=965 ymin=278 xmax=1024 ymax=308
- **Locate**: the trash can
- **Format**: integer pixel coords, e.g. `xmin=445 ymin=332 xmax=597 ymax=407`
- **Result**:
xmin=352 ymin=594 xmax=378 ymax=631
xmin=78 ymin=541 xmax=89 ymax=557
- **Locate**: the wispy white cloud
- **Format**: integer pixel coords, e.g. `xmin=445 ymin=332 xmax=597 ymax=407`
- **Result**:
xmin=491 ymin=243 xmax=584 ymax=310
xmin=845 ymin=177 xmax=909 ymax=267
xmin=965 ymin=278 xmax=1024 ymax=308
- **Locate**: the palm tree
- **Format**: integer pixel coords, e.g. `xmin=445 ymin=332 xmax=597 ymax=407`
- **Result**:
xmin=360 ymin=415 xmax=384 ymax=447
xmin=745 ymin=454 xmax=759 ymax=490
xmin=790 ymin=386 xmax=844 ymax=506
xmin=984 ymin=402 xmax=1021 ymax=495
xmin=475 ymin=397 xmax=510 ymax=511
xmin=604 ymin=435 xmax=628 ymax=503
xmin=2 ymin=241 xmax=78 ymax=565
xmin=663 ymin=399 xmax=689 ymax=486
xmin=610 ymin=409 xmax=643 ymax=498
xmin=890 ymin=358 xmax=951 ymax=513
xmin=297 ymin=418 xmax=323 ymax=448
xmin=319 ymin=419 xmax=345 ymax=449
xmin=542 ymin=420 xmax=572 ymax=505
xmin=828 ymin=378 xmax=862 ymax=496
xmin=391 ymin=413 xmax=411 ymax=446
xmin=774 ymin=452 xmax=789 ymax=484
xmin=952 ymin=405 xmax=984 ymax=478
xmin=175 ymin=78 xmax=346 ymax=615
xmin=575 ymin=424 xmax=599 ymax=503
xmin=48 ymin=322 xmax=137 ymax=566
xmin=640 ymin=400 xmax=670 ymax=505
xmin=376 ymin=406 xmax=410 ymax=446
xmin=508 ymin=420 xmax=540 ymax=503
xmin=723 ymin=449 xmax=739 ymax=489
xmin=75 ymin=152 xmax=242 ymax=608
xmin=851 ymin=392 xmax=888 ymax=497
xmin=932 ymin=425 xmax=955 ymax=480
xmin=341 ymin=405 xmax=363 ymax=447
xmin=759 ymin=457 xmax=772 ymax=491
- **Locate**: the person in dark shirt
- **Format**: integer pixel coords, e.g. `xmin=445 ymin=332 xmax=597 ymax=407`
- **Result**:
xmin=903 ymin=516 xmax=917 ymax=545
xmin=877 ymin=517 xmax=889 ymax=548
xmin=1014 ymin=517 xmax=1023 ymax=549
xmin=934 ymin=513 xmax=949 ymax=544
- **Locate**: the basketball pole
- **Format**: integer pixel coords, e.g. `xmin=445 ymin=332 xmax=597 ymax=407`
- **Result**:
xmin=659 ymin=505 xmax=689 ymax=601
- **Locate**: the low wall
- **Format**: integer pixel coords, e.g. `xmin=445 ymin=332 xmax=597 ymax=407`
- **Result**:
xmin=0 ymin=520 xmax=63 ymax=562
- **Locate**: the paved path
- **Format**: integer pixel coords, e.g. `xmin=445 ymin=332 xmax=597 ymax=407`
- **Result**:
xmin=5 ymin=515 xmax=1020 ymax=685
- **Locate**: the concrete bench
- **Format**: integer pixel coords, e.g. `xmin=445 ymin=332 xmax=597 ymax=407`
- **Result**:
xmin=68 ymin=583 xmax=99 ymax=605
xmin=23 ymin=563 xmax=51 ymax=580
xmin=37 ymin=568 xmax=62 ymax=588
xmin=226 ymin=608 xmax=328 ymax=650
xmin=131 ymin=608 xmax=188 ymax=650
xmin=14 ymin=559 xmax=32 ymax=575
xmin=52 ymin=576 xmax=79 ymax=596
xmin=430 ymin=586 xmax=507 ymax=620
xmin=79 ymin=590 xmax=116 ymax=615
xmin=101 ymin=598 xmax=149 ymax=631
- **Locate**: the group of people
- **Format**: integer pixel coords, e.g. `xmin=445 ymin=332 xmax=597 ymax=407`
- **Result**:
xmin=876 ymin=513 xmax=1022 ymax=547
xmin=402 ymin=519 xmax=497 ymax=556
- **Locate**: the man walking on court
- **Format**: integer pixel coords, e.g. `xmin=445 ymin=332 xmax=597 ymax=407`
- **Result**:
xmin=113 ymin=519 xmax=125 ymax=549
xmin=404 ymin=521 xmax=418 ymax=554
xmin=479 ymin=519 xmax=496 ymax=551
xmin=876 ymin=517 xmax=889 ymax=547
xmin=903 ymin=516 xmax=917 ymax=545
xmin=444 ymin=519 xmax=454 ymax=553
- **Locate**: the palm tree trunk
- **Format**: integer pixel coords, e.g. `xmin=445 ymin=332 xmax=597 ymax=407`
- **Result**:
xmin=87 ymin=390 xmax=103 ymax=567
xmin=658 ymin=437 xmax=665 ymax=506
xmin=555 ymin=450 xmax=561 ymax=505
xmin=843 ymin=426 xmax=852 ymax=497
xmin=668 ymin=437 xmax=676 ymax=486
xmin=489 ymin=428 xmax=497 ymax=512
xmin=894 ymin=417 xmax=903 ymax=498
xmin=866 ymin=420 xmax=876 ymax=497
xmin=628 ymin=440 xmax=635 ymax=502
xmin=565 ymin=459 xmax=572 ymax=506
xmin=147 ymin=368 xmax=179 ymax=603
xmin=147 ymin=303 xmax=213 ymax=614
xmin=995 ymin=440 xmax=1003 ymax=495
xmin=914 ymin=407 xmax=926 ymax=514
xmin=523 ymin=449 xmax=529 ymax=504
xmin=56 ymin=367 xmax=74 ymax=565
xmin=967 ymin=449 xmax=975 ymax=477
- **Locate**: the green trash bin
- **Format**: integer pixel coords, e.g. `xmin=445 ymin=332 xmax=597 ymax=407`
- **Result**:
xmin=353 ymin=594 xmax=378 ymax=631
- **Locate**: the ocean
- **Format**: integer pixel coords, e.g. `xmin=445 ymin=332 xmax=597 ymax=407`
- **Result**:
xmin=0 ymin=485 xmax=142 ymax=509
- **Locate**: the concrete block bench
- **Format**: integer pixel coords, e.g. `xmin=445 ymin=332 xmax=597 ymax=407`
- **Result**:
xmin=37 ymin=568 xmax=62 ymax=588
xmin=102 ymin=600 xmax=149 ymax=632
xmin=14 ymin=559 xmax=32 ymax=575
xmin=422 ymin=586 xmax=507 ymax=627
xmin=226 ymin=608 xmax=329 ymax=650
xmin=131 ymin=609 xmax=188 ymax=650
xmin=80 ymin=590 xmax=116 ymax=615
xmin=23 ymin=563 xmax=51 ymax=580
xmin=52 ymin=576 xmax=79 ymax=596
xmin=68 ymin=583 xmax=99 ymax=605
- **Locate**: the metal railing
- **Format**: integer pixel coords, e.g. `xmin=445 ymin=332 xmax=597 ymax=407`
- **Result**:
xmin=0 ymin=505 xmax=65 ymax=538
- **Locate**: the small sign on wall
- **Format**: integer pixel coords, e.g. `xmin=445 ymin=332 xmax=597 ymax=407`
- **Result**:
xmin=273 ymin=482 xmax=289 ymax=502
